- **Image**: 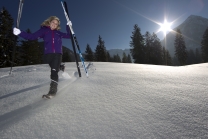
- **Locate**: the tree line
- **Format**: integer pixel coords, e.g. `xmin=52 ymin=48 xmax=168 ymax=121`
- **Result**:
xmin=84 ymin=36 xmax=132 ymax=63
xmin=1 ymin=7 xmax=208 ymax=68
xmin=130 ymin=24 xmax=172 ymax=65
xmin=130 ymin=24 xmax=208 ymax=66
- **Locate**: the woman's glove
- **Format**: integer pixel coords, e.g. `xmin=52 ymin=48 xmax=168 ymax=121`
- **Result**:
xmin=13 ymin=27 xmax=21 ymax=35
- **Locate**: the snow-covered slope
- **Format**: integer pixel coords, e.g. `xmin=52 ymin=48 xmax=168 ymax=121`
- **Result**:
xmin=0 ymin=62 xmax=208 ymax=138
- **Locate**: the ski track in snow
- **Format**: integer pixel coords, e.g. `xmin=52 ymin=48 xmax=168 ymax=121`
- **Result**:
xmin=0 ymin=62 xmax=208 ymax=139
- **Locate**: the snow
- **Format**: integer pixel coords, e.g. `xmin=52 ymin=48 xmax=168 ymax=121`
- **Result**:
xmin=0 ymin=62 xmax=208 ymax=138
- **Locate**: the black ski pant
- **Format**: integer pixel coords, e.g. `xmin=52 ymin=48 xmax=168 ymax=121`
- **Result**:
xmin=43 ymin=53 xmax=62 ymax=83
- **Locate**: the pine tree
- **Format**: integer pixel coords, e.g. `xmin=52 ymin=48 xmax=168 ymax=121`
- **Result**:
xmin=122 ymin=52 xmax=127 ymax=63
xmin=201 ymin=27 xmax=208 ymax=62
xmin=174 ymin=28 xmax=187 ymax=66
xmin=144 ymin=31 xmax=151 ymax=64
xmin=172 ymin=56 xmax=180 ymax=66
xmin=130 ymin=24 xmax=145 ymax=63
xmin=161 ymin=47 xmax=166 ymax=65
xmin=151 ymin=33 xmax=162 ymax=65
xmin=127 ymin=54 xmax=132 ymax=63
xmin=187 ymin=49 xmax=196 ymax=65
xmin=144 ymin=32 xmax=163 ymax=65
xmin=162 ymin=46 xmax=172 ymax=65
xmin=85 ymin=44 xmax=94 ymax=61
xmin=0 ymin=7 xmax=16 ymax=67
xmin=195 ymin=48 xmax=202 ymax=63
xmin=166 ymin=51 xmax=172 ymax=65
xmin=113 ymin=54 xmax=121 ymax=62
xmin=94 ymin=35 xmax=107 ymax=62
xmin=106 ymin=51 xmax=111 ymax=62
xmin=20 ymin=29 xmax=42 ymax=65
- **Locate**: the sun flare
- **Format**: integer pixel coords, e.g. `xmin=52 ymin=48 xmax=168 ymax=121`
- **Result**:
xmin=158 ymin=19 xmax=173 ymax=36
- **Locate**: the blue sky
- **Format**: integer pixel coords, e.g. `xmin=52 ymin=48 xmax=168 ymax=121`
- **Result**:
xmin=1 ymin=0 xmax=208 ymax=52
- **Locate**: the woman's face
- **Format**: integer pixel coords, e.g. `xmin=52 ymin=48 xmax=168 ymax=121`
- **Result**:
xmin=50 ymin=19 xmax=59 ymax=30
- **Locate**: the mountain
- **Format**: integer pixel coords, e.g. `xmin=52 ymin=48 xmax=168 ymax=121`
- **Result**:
xmin=161 ymin=15 xmax=208 ymax=57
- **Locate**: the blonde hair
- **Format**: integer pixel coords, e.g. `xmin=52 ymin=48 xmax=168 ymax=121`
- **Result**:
xmin=41 ymin=16 xmax=61 ymax=30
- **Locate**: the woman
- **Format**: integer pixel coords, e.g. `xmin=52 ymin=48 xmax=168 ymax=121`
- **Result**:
xmin=13 ymin=16 xmax=71 ymax=98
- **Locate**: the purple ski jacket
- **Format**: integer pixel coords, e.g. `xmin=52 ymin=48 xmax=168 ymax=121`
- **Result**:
xmin=19 ymin=25 xmax=71 ymax=54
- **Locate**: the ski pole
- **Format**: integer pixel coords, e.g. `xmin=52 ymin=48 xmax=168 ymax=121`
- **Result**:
xmin=10 ymin=0 xmax=24 ymax=74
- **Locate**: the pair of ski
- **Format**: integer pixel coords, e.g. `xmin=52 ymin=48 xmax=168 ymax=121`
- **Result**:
xmin=60 ymin=0 xmax=89 ymax=78
xmin=14 ymin=0 xmax=88 ymax=99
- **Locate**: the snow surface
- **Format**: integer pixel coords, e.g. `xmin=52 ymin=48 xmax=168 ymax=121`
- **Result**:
xmin=0 ymin=62 xmax=208 ymax=139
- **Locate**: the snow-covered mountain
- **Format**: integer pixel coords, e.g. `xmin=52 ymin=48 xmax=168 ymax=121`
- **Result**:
xmin=0 ymin=62 xmax=208 ymax=138
xmin=107 ymin=48 xmax=131 ymax=58
xmin=161 ymin=15 xmax=208 ymax=56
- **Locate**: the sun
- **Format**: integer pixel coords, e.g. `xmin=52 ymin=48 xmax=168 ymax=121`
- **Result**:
xmin=158 ymin=19 xmax=173 ymax=36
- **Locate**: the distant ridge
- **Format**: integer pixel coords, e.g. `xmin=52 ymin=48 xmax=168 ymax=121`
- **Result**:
xmin=161 ymin=15 xmax=208 ymax=56
xmin=107 ymin=48 xmax=131 ymax=59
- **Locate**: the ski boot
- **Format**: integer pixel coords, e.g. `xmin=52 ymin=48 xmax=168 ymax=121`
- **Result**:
xmin=42 ymin=81 xmax=58 ymax=99
xmin=60 ymin=63 xmax=65 ymax=72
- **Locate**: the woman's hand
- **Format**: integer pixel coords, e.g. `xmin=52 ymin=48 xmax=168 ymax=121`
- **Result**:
xmin=13 ymin=27 xmax=21 ymax=35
